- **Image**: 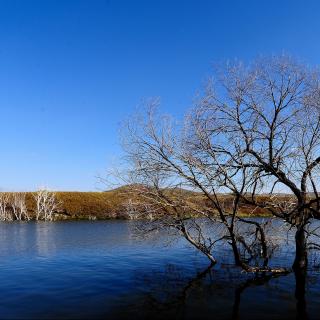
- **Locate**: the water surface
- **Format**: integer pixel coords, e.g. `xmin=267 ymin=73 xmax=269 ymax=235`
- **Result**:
xmin=0 ymin=221 xmax=319 ymax=319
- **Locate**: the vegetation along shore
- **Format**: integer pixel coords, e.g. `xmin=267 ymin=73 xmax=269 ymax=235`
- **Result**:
xmin=0 ymin=188 xmax=302 ymax=221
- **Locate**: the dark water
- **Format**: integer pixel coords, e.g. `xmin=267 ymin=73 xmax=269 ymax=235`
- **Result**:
xmin=0 ymin=221 xmax=319 ymax=319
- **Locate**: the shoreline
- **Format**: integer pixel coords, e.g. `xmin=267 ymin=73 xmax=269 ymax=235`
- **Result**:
xmin=0 ymin=190 xmax=277 ymax=221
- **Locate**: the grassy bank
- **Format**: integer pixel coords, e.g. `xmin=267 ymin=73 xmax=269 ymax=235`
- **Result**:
xmin=21 ymin=191 xmax=129 ymax=220
xmin=2 ymin=189 xmax=282 ymax=220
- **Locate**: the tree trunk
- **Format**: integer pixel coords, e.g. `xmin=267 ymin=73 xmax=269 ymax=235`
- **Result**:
xmin=293 ymin=226 xmax=308 ymax=270
xmin=229 ymin=232 xmax=253 ymax=272
xmin=230 ymin=236 xmax=242 ymax=267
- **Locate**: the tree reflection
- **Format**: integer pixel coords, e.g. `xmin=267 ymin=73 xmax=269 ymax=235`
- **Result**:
xmin=231 ymin=272 xmax=292 ymax=319
xmin=139 ymin=264 xmax=299 ymax=319
xmin=294 ymin=268 xmax=308 ymax=320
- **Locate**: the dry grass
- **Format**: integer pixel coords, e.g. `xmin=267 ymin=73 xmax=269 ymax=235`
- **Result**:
xmin=23 ymin=191 xmax=129 ymax=220
xmin=2 ymin=188 xmax=288 ymax=220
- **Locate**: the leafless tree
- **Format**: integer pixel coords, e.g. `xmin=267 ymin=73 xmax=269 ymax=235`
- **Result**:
xmin=11 ymin=192 xmax=30 ymax=221
xmin=122 ymin=183 xmax=228 ymax=265
xmin=0 ymin=192 xmax=12 ymax=221
xmin=34 ymin=188 xmax=61 ymax=221
xmin=187 ymin=55 xmax=320 ymax=274
xmin=117 ymin=93 xmax=288 ymax=273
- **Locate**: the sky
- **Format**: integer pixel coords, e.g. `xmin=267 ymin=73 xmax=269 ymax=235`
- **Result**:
xmin=1 ymin=0 xmax=320 ymax=191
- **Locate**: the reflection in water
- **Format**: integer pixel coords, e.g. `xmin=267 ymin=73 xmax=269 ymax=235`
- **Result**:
xmin=136 ymin=264 xmax=295 ymax=320
xmin=35 ymin=222 xmax=57 ymax=257
xmin=144 ymin=263 xmax=214 ymax=315
xmin=294 ymin=268 xmax=308 ymax=320
xmin=231 ymin=272 xmax=291 ymax=320
xmin=0 ymin=221 xmax=318 ymax=319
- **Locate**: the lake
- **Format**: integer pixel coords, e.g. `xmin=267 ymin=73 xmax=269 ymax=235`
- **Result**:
xmin=0 ymin=220 xmax=319 ymax=319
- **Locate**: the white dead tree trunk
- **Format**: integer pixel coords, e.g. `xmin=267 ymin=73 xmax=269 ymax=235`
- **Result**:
xmin=0 ymin=192 xmax=12 ymax=221
xmin=11 ymin=192 xmax=30 ymax=221
xmin=34 ymin=189 xmax=61 ymax=221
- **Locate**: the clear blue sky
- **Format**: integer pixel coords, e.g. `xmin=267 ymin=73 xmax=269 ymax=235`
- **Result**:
xmin=1 ymin=0 xmax=320 ymax=191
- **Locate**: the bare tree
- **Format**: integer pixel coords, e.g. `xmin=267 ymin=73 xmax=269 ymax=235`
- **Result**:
xmin=117 ymin=96 xmax=288 ymax=273
xmin=34 ymin=188 xmax=61 ymax=221
xmin=0 ymin=192 xmax=12 ymax=221
xmin=11 ymin=192 xmax=30 ymax=221
xmin=187 ymin=55 xmax=320 ymax=274
xmin=122 ymin=183 xmax=228 ymax=265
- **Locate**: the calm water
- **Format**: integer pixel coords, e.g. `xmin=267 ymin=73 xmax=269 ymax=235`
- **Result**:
xmin=0 ymin=220 xmax=319 ymax=319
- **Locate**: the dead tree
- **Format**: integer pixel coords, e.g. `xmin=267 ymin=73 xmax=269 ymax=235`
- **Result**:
xmin=0 ymin=192 xmax=12 ymax=221
xmin=34 ymin=189 xmax=61 ymax=221
xmin=11 ymin=192 xmax=30 ymax=221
